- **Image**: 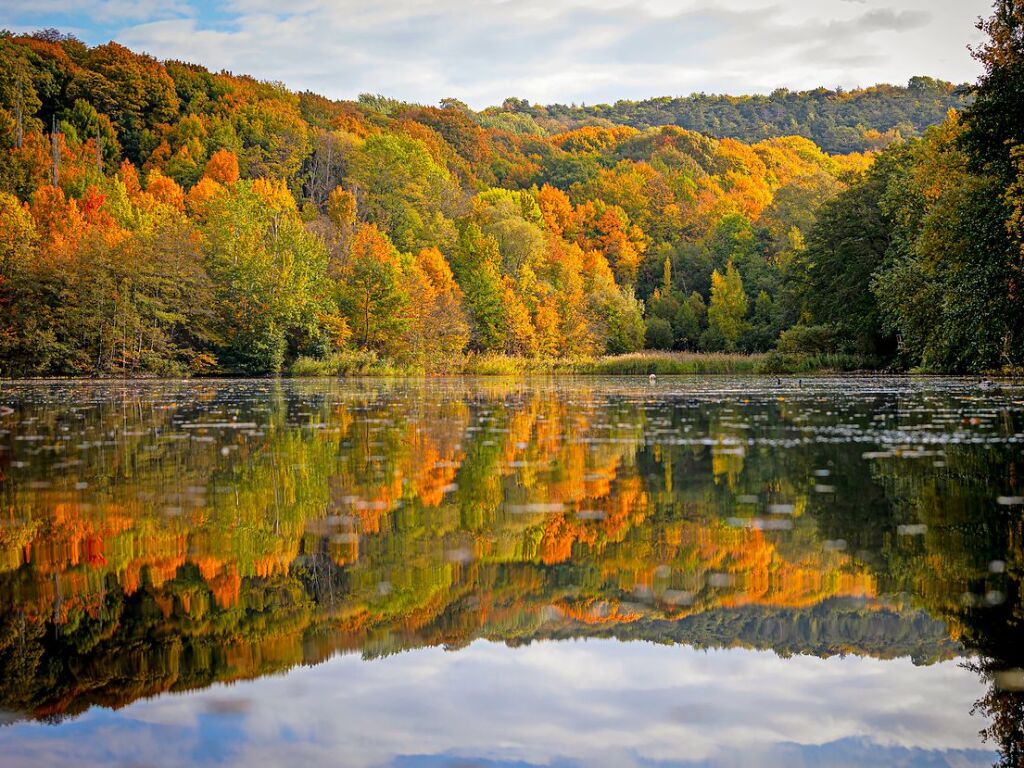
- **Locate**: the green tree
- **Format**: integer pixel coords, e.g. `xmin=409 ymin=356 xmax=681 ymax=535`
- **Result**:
xmin=69 ymin=42 xmax=180 ymax=163
xmin=472 ymin=188 xmax=546 ymax=273
xmin=676 ymin=292 xmax=707 ymax=350
xmin=960 ymin=0 xmax=1024 ymax=183
xmin=874 ymin=117 xmax=1023 ymax=370
xmin=594 ymin=286 xmax=645 ymax=354
xmin=706 ymin=260 xmax=748 ymax=351
xmin=202 ymin=180 xmax=330 ymax=374
xmin=451 ymin=223 xmax=506 ymax=352
xmin=351 ymin=133 xmax=456 ymax=253
xmin=800 ymin=149 xmax=910 ymax=358
xmin=645 ymin=316 xmax=674 ymax=350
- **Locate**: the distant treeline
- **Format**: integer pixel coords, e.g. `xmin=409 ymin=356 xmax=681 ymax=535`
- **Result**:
xmin=526 ymin=600 xmax=959 ymax=665
xmin=486 ymin=77 xmax=971 ymax=154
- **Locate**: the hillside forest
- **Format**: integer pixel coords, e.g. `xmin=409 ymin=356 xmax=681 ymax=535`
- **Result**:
xmin=0 ymin=1 xmax=1022 ymax=376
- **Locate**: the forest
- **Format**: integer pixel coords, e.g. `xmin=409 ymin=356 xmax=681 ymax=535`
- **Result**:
xmin=0 ymin=0 xmax=1022 ymax=377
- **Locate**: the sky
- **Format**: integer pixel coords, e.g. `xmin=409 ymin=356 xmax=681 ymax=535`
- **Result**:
xmin=0 ymin=0 xmax=994 ymax=108
xmin=0 ymin=640 xmax=995 ymax=767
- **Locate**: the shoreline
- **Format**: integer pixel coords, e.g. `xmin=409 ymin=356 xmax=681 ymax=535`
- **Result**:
xmin=2 ymin=351 xmax=1020 ymax=381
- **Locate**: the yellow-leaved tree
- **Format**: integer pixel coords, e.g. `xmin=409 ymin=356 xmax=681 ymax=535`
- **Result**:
xmin=706 ymin=260 xmax=748 ymax=351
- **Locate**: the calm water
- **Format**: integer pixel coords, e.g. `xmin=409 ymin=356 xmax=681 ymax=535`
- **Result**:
xmin=0 ymin=377 xmax=1022 ymax=768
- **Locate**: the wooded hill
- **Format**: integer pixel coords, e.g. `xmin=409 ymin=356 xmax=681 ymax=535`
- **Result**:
xmin=482 ymin=77 xmax=970 ymax=154
xmin=0 ymin=8 xmax=1021 ymax=375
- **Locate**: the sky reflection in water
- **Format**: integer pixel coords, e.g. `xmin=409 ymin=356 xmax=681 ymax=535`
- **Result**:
xmin=0 ymin=642 xmax=994 ymax=767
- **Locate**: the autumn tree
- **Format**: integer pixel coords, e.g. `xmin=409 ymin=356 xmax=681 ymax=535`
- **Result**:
xmin=0 ymin=191 xmax=46 ymax=374
xmin=405 ymin=246 xmax=470 ymax=367
xmin=337 ymin=223 xmax=408 ymax=353
xmin=204 ymin=148 xmax=240 ymax=185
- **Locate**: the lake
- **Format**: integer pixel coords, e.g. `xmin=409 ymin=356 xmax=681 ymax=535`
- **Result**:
xmin=0 ymin=377 xmax=1021 ymax=768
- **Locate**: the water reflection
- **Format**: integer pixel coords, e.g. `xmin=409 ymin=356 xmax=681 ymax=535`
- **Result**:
xmin=0 ymin=377 xmax=1021 ymax=766
xmin=0 ymin=644 xmax=994 ymax=768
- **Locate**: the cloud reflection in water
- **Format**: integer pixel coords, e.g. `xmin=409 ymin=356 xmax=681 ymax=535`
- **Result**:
xmin=0 ymin=639 xmax=994 ymax=768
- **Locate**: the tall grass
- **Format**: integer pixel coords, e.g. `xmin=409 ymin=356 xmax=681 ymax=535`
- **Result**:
xmin=289 ymin=350 xmax=874 ymax=377
xmin=460 ymin=353 xmax=566 ymax=375
xmin=464 ymin=351 xmax=873 ymax=375
xmin=290 ymin=351 xmax=425 ymax=377
xmin=575 ymin=352 xmax=762 ymax=375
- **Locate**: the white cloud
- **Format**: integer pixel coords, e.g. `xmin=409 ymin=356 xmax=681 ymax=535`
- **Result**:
xmin=55 ymin=0 xmax=985 ymax=108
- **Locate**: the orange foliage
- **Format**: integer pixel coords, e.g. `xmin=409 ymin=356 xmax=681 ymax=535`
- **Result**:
xmin=30 ymin=185 xmax=86 ymax=259
xmin=204 ymin=149 xmax=240 ymax=185
xmin=551 ymin=125 xmax=638 ymax=153
xmin=537 ymin=184 xmax=575 ymax=236
xmin=416 ymin=246 xmax=461 ymax=296
xmin=559 ymin=598 xmax=642 ymax=625
xmin=350 ymin=222 xmax=401 ymax=267
xmin=577 ymin=203 xmax=647 ymax=284
xmin=185 ymin=176 xmax=223 ymax=216
xmin=145 ymin=170 xmax=185 ymax=211
xmin=118 ymin=160 xmax=143 ymax=198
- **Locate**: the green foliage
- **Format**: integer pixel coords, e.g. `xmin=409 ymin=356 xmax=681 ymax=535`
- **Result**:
xmin=706 ymin=261 xmax=748 ymax=351
xmin=799 ymin=149 xmax=908 ymax=358
xmin=645 ymin=317 xmax=674 ymax=350
xmin=290 ymin=349 xmax=421 ymax=376
xmin=960 ymin=1 xmax=1024 ymax=183
xmin=202 ymin=182 xmax=330 ymax=374
xmin=60 ymin=98 xmax=120 ymax=166
xmin=235 ymin=97 xmax=310 ymax=181
xmin=71 ymin=42 xmax=180 ymax=163
xmin=339 ymin=254 xmax=407 ymax=353
xmin=776 ymin=324 xmax=838 ymax=354
xmin=873 ymin=122 xmax=1022 ymax=370
xmin=593 ymin=286 xmax=646 ymax=354
xmin=757 ymin=351 xmax=871 ymax=374
xmin=351 ymin=133 xmax=456 ymax=253
xmin=473 ymin=188 xmax=546 ymax=272
xmin=792 ymin=5 xmax=1024 ymax=372
xmin=451 ymin=223 xmax=506 ymax=352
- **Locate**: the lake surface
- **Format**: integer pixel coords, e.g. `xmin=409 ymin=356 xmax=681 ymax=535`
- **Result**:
xmin=0 ymin=376 xmax=1022 ymax=768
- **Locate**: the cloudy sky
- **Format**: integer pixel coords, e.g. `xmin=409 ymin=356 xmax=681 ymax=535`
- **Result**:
xmin=0 ymin=0 xmax=993 ymax=107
